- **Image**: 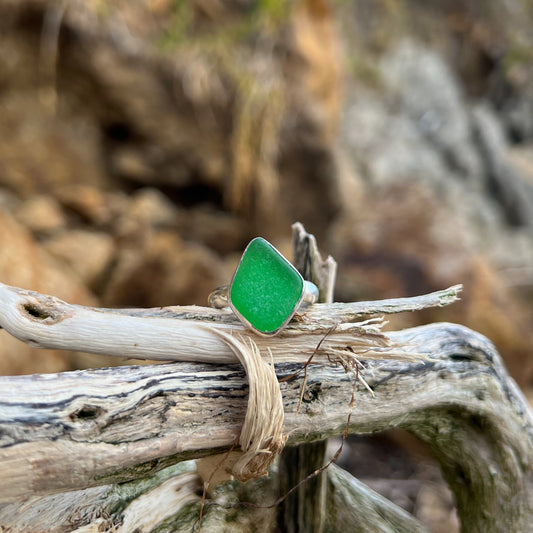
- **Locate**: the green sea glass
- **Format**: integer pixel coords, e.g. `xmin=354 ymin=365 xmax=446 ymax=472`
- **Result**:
xmin=230 ymin=238 xmax=303 ymax=334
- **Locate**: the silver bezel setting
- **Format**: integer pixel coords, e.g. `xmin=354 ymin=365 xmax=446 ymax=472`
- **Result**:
xmin=228 ymin=238 xmax=307 ymax=337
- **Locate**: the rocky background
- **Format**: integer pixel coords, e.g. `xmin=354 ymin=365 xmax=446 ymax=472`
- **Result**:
xmin=1 ymin=1 xmax=533 ymax=530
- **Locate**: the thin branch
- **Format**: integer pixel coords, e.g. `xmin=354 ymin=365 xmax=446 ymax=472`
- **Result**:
xmin=0 ymin=282 xmax=460 ymax=366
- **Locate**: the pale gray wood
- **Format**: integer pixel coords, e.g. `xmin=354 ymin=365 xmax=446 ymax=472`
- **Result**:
xmin=0 ymin=322 xmax=531 ymax=533
xmin=0 ymin=282 xmax=462 ymax=346
xmin=0 ymin=281 xmax=452 ymax=365
xmin=78 ymin=283 xmax=464 ymax=324
xmin=325 ymin=464 xmax=430 ymax=533
xmin=291 ymin=221 xmax=337 ymax=304
xmin=276 ymin=222 xmax=337 ymax=533
xmin=0 ymin=461 xmax=431 ymax=533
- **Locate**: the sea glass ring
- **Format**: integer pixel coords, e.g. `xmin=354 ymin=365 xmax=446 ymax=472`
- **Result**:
xmin=208 ymin=237 xmax=319 ymax=336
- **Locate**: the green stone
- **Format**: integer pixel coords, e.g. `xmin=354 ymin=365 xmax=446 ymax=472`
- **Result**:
xmin=230 ymin=238 xmax=303 ymax=334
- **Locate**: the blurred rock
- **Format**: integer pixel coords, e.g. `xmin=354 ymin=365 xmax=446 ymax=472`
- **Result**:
xmin=0 ymin=188 xmax=21 ymax=212
xmin=460 ymin=258 xmax=533 ymax=382
xmin=508 ymin=145 xmax=533 ymax=184
xmin=0 ymin=210 xmax=96 ymax=375
xmin=414 ymin=483 xmax=459 ymax=533
xmin=381 ymin=41 xmax=483 ymax=185
xmin=471 ymin=104 xmax=533 ymax=227
xmin=102 ymin=230 xmax=224 ymax=308
xmin=0 ymin=94 xmax=105 ymax=196
xmin=175 ymin=205 xmax=249 ymax=254
xmin=43 ymin=229 xmax=115 ymax=290
xmin=15 ymin=195 xmax=67 ymax=236
xmin=115 ymin=188 xmax=179 ymax=236
xmin=336 ymin=37 xmax=533 ymax=384
xmin=56 ymin=184 xmax=124 ymax=228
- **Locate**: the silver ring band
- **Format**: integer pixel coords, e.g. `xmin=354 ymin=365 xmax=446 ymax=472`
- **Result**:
xmin=301 ymin=280 xmax=319 ymax=307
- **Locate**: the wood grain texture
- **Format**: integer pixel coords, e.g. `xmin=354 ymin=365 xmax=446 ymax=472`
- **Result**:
xmin=0 ymin=322 xmax=531 ymax=532
xmin=276 ymin=222 xmax=336 ymax=533
xmin=0 ymin=242 xmax=526 ymax=533
xmin=0 ymin=281 xmax=462 ymax=364
xmin=325 ymin=464 xmax=430 ymax=533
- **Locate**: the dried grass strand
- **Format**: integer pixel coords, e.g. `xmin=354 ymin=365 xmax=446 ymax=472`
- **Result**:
xmin=206 ymin=329 xmax=286 ymax=482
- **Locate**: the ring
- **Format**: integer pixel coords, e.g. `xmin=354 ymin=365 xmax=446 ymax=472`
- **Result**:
xmin=209 ymin=237 xmax=319 ymax=336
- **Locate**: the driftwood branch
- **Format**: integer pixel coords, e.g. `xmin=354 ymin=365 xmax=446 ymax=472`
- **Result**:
xmin=325 ymin=463 xmax=429 ymax=533
xmin=0 ymin=220 xmax=530 ymax=532
xmin=276 ymin=222 xmax=338 ymax=532
xmin=0 ymin=320 xmax=532 ymax=531
xmin=0 ymin=282 xmax=460 ymax=364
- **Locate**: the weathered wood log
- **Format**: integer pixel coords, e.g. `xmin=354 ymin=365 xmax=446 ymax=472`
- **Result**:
xmin=276 ymin=222 xmax=337 ymax=533
xmin=0 ymin=222 xmax=529 ymax=532
xmin=0 ymin=460 xmax=429 ymax=532
xmin=0 ymin=322 xmax=532 ymax=532
xmin=325 ymin=463 xmax=429 ymax=533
